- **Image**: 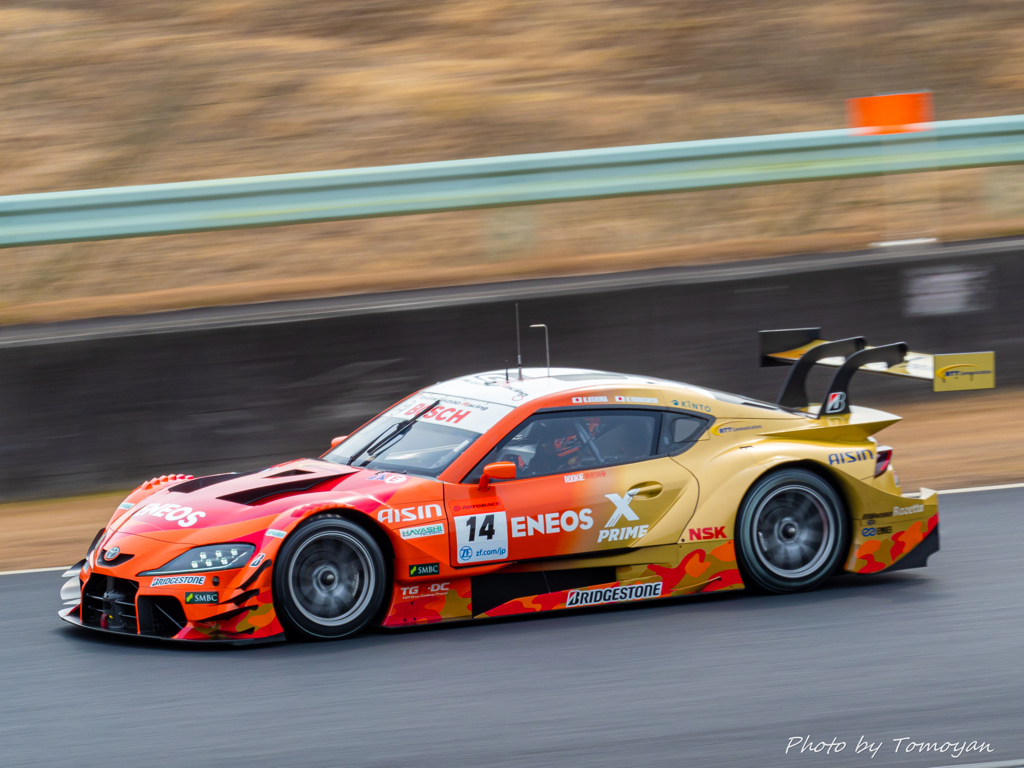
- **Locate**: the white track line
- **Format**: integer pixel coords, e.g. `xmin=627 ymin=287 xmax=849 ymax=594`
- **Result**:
xmin=1 ymin=481 xmax=1022 ymax=578
xmin=0 ymin=565 xmax=70 ymax=576
xmin=938 ymin=481 xmax=1024 ymax=495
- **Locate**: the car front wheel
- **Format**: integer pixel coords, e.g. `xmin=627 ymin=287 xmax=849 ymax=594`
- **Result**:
xmin=735 ymin=469 xmax=848 ymax=593
xmin=273 ymin=515 xmax=388 ymax=640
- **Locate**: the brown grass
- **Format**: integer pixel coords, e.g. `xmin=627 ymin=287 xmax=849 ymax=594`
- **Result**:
xmin=4 ymin=2 xmax=1024 ymax=322
xmin=4 ymin=387 xmax=1022 ymax=571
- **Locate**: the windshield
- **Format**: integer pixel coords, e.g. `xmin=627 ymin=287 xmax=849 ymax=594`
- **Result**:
xmin=324 ymin=392 xmax=515 ymax=477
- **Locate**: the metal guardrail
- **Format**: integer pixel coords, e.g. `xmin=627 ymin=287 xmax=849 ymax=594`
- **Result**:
xmin=3 ymin=114 xmax=1024 ymax=248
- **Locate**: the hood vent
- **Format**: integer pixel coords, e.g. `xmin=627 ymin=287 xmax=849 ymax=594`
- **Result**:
xmin=173 ymin=471 xmax=258 ymax=494
xmin=267 ymin=469 xmax=314 ymax=478
xmin=218 ymin=474 xmax=350 ymax=506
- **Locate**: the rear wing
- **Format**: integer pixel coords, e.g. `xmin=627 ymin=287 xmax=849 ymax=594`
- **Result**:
xmin=759 ymin=327 xmax=995 ymax=415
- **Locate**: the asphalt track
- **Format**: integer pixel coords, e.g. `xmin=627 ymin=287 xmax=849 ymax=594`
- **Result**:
xmin=2 ymin=488 xmax=1023 ymax=768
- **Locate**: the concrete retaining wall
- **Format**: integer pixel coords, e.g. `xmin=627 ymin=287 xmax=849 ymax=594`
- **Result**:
xmin=1 ymin=241 xmax=1017 ymax=500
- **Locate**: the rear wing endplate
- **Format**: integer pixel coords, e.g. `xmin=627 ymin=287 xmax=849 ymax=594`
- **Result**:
xmin=760 ymin=327 xmax=995 ymax=415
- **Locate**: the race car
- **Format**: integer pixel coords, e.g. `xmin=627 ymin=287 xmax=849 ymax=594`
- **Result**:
xmin=58 ymin=328 xmax=994 ymax=644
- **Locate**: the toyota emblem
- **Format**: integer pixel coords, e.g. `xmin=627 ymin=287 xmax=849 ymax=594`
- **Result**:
xmin=103 ymin=546 xmax=120 ymax=561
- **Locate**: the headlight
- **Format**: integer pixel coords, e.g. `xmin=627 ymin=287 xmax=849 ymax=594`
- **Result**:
xmin=139 ymin=543 xmax=256 ymax=575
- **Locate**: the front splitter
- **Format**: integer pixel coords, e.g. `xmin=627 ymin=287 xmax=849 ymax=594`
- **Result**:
xmin=58 ymin=606 xmax=284 ymax=647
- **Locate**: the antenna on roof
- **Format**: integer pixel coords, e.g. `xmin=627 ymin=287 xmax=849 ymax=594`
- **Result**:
xmin=515 ymin=304 xmax=523 ymax=381
xmin=530 ymin=324 xmax=550 ymax=377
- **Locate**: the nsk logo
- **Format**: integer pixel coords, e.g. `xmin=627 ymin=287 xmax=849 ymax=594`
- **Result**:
xmin=511 ymin=510 xmax=594 ymax=537
xmin=572 ymin=396 xmax=609 ymax=403
xmin=688 ymin=526 xmax=726 ymax=541
xmin=378 ymin=504 xmax=443 ymax=524
xmin=828 ymin=449 xmax=873 ymax=465
xmin=565 ymin=581 xmax=663 ymax=608
xmin=134 ymin=502 xmax=206 ymax=528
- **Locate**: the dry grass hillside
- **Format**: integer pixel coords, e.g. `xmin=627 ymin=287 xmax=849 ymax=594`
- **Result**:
xmin=4 ymin=0 xmax=1024 ymax=322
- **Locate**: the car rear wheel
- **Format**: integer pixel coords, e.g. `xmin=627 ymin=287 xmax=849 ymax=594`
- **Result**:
xmin=735 ymin=469 xmax=848 ymax=594
xmin=273 ymin=515 xmax=388 ymax=640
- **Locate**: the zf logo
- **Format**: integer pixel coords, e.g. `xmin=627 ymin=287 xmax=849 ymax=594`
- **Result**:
xmin=825 ymin=392 xmax=847 ymax=413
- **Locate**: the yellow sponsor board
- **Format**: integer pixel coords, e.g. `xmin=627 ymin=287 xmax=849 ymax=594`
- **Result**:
xmin=933 ymin=352 xmax=995 ymax=392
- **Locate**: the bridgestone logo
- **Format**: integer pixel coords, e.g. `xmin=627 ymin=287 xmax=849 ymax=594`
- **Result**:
xmin=565 ymin=581 xmax=663 ymax=608
xmin=151 ymin=575 xmax=206 ymax=586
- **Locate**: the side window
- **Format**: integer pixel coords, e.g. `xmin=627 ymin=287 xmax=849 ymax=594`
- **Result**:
xmin=466 ymin=409 xmax=661 ymax=482
xmin=658 ymin=412 xmax=708 ymax=455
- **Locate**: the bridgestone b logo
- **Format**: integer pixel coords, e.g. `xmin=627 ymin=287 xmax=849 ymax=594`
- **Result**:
xmin=565 ymin=581 xmax=663 ymax=608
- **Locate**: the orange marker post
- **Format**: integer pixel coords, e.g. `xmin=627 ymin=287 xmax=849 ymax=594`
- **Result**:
xmin=847 ymin=92 xmax=934 ymax=136
xmin=848 ymin=92 xmax=937 ymax=246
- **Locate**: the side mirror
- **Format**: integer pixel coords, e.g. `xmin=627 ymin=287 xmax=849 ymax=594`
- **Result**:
xmin=478 ymin=461 xmax=517 ymax=491
xmin=330 ymin=435 xmax=348 ymax=448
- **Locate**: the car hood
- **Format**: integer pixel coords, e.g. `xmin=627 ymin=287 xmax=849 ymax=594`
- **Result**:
xmin=111 ymin=459 xmax=442 ymax=543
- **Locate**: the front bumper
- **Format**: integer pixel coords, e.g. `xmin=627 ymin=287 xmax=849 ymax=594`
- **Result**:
xmin=61 ymin=558 xmax=286 ymax=645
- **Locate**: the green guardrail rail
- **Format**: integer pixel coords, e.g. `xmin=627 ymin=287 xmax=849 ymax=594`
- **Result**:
xmin=3 ymin=114 xmax=1024 ymax=248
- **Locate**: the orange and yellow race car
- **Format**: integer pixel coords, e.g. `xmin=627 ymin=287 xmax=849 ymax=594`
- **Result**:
xmin=59 ymin=328 xmax=994 ymax=644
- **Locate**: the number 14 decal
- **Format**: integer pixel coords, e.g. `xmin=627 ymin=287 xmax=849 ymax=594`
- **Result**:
xmin=465 ymin=514 xmax=497 ymax=541
xmin=454 ymin=512 xmax=509 ymax=564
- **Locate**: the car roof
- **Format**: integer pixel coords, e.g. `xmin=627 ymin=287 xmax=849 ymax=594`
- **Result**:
xmin=427 ymin=367 xmax=737 ymax=409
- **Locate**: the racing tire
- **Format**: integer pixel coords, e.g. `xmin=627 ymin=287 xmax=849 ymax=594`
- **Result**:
xmin=273 ymin=515 xmax=388 ymax=641
xmin=735 ymin=469 xmax=848 ymax=594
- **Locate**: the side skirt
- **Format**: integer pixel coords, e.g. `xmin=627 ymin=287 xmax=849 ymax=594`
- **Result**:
xmin=380 ymin=540 xmax=744 ymax=628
